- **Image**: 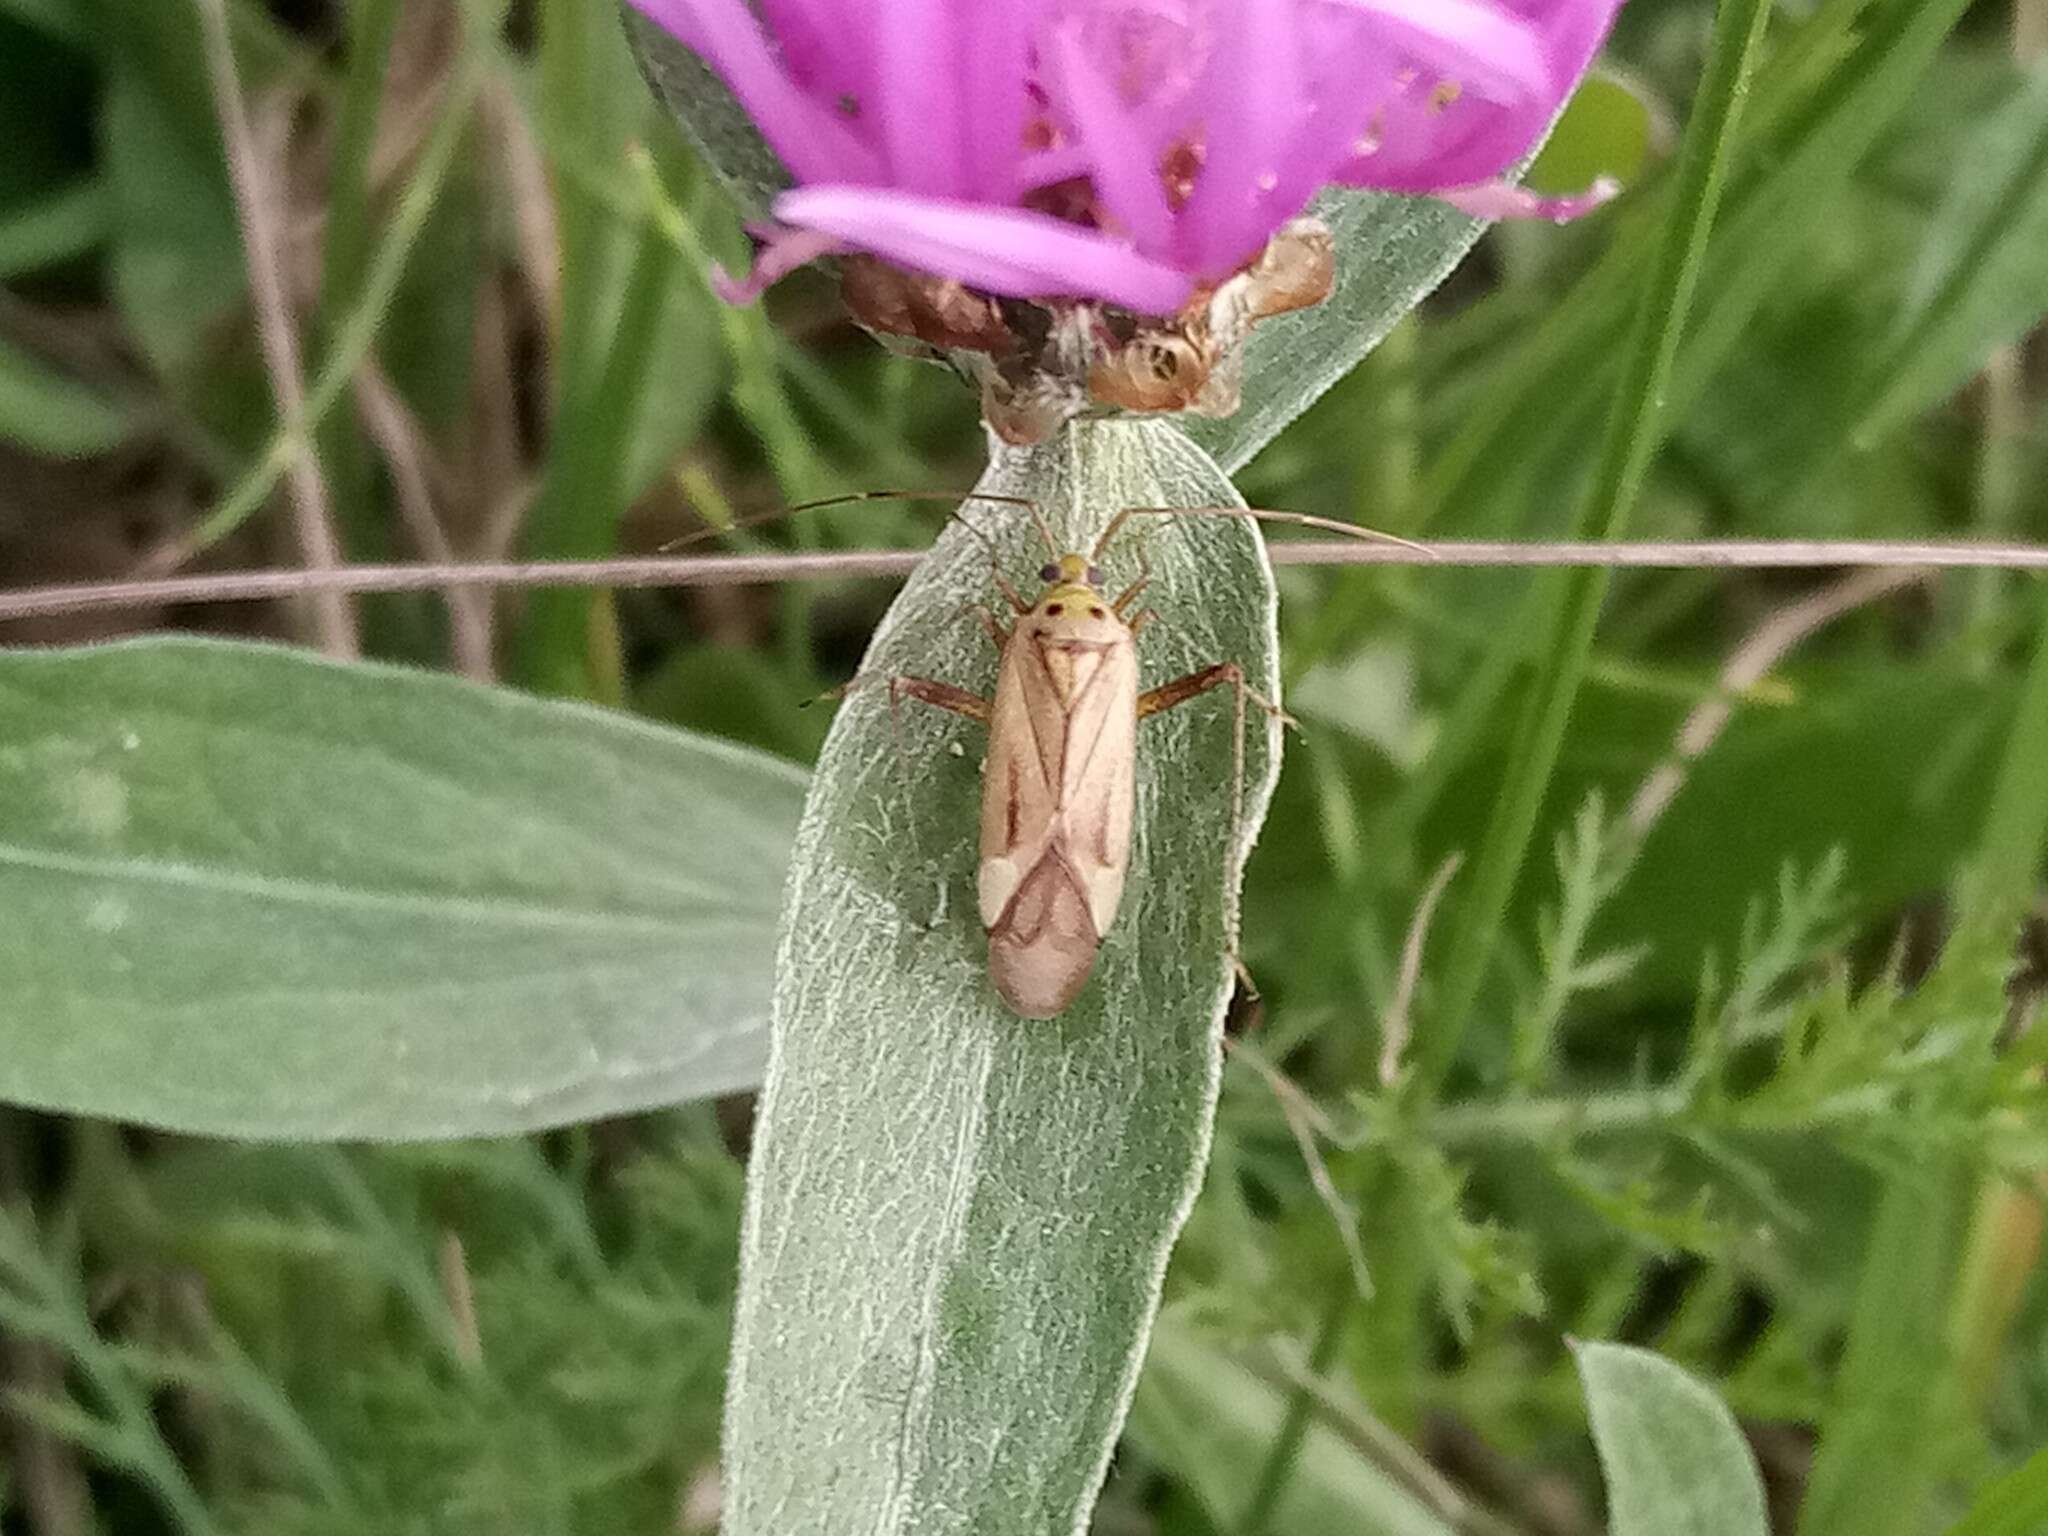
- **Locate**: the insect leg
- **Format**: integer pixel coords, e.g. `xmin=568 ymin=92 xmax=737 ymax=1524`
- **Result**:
xmin=957 ymin=603 xmax=1010 ymax=651
xmin=888 ymin=676 xmax=992 ymax=725
xmin=825 ymin=673 xmax=988 ymax=758
xmin=1138 ymin=663 xmax=1293 ymax=990
xmin=1137 ymin=663 xmax=1288 ymax=725
xmin=814 ymin=671 xmax=991 ymax=727
xmin=989 ymin=562 xmax=1033 ymax=615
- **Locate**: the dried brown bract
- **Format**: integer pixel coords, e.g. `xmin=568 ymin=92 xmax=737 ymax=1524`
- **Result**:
xmin=839 ymin=219 xmax=1336 ymax=446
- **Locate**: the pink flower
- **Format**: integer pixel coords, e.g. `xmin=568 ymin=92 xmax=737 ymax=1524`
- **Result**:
xmin=631 ymin=0 xmax=1627 ymax=313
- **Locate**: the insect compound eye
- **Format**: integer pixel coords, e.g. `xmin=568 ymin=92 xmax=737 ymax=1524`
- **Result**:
xmin=1086 ymin=565 xmax=1104 ymax=585
xmin=1039 ymin=563 xmax=1060 ymax=584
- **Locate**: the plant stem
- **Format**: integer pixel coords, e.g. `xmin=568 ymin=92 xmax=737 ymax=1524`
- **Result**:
xmin=1423 ymin=0 xmax=1777 ymax=1090
xmin=316 ymin=0 xmax=402 ymax=566
xmin=515 ymin=209 xmax=677 ymax=699
xmin=1236 ymin=1286 xmax=1348 ymax=1534
xmin=196 ymin=0 xmax=358 ymax=657
xmin=1942 ymin=0 xmax=2048 ymax=1424
xmin=176 ymin=1 xmax=489 ymax=558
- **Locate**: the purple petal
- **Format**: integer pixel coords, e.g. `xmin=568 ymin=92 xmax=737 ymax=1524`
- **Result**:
xmin=876 ymin=0 xmax=965 ymax=195
xmin=1326 ymin=0 xmax=1550 ymax=101
xmin=755 ymin=0 xmax=874 ymax=106
xmin=1338 ymin=0 xmax=1628 ymax=191
xmin=629 ymin=0 xmax=882 ymax=183
xmin=1048 ymin=21 xmax=1176 ymax=254
xmin=711 ymin=224 xmax=848 ymax=304
xmin=962 ymin=4 xmax=1046 ymax=197
xmin=775 ymin=186 xmax=1196 ymax=311
xmin=1268 ymin=6 xmax=1399 ymax=212
xmin=1179 ymin=0 xmax=1305 ymax=274
xmin=1016 ymin=143 xmax=1093 ymax=193
xmin=1436 ymin=174 xmax=1620 ymax=221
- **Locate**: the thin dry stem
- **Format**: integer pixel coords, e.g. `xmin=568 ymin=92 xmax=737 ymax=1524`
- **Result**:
xmin=2020 ymin=0 xmax=2047 ymax=63
xmin=1624 ymin=566 xmax=1927 ymax=837
xmin=1252 ymin=1339 xmax=1525 ymax=1536
xmin=354 ymin=362 xmax=497 ymax=679
xmin=485 ymin=72 xmax=561 ymax=332
xmin=478 ymin=480 xmax=542 ymax=566
xmin=195 ymin=0 xmax=358 ymax=658
xmin=464 ymin=275 xmax=528 ymax=562
xmin=1227 ymin=1039 xmax=1371 ymax=1297
xmin=6 ymin=540 xmax=2048 ymax=627
xmin=438 ymin=1230 xmax=483 ymax=1367
xmin=1380 ymin=853 xmax=1465 ymax=1087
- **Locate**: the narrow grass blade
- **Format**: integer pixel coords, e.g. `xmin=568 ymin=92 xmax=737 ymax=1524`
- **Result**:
xmin=0 ymin=177 xmax=112 ymax=278
xmin=1426 ymin=0 xmax=1777 ymax=1084
xmin=0 ymin=338 xmax=128 ymax=457
xmin=1794 ymin=1165 xmax=1970 ymax=1536
xmin=1799 ymin=583 xmax=2048 ymax=1536
xmin=722 ymin=420 xmax=1282 ymax=1535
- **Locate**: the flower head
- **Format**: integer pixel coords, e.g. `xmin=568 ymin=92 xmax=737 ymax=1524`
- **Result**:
xmin=632 ymin=0 xmax=1628 ymax=312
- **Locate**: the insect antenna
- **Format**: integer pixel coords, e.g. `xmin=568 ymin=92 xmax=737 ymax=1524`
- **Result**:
xmin=1107 ymin=505 xmax=1440 ymax=559
xmin=1019 ymin=497 xmax=1062 ymax=559
xmin=655 ymin=489 xmax=1046 ymax=555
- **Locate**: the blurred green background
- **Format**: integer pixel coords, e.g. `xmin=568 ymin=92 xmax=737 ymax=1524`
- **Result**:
xmin=3 ymin=0 xmax=2048 ymax=1531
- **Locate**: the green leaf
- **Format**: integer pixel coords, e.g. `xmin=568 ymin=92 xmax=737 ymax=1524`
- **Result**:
xmin=1426 ymin=0 xmax=1775 ymax=1082
xmin=1422 ymin=0 xmax=1978 ymax=540
xmin=1574 ymin=1342 xmax=1770 ymax=1536
xmin=722 ymin=420 xmax=1282 ymax=1535
xmin=0 ymin=177 xmax=112 ymax=278
xmin=1858 ymin=64 xmax=2048 ymax=446
xmin=0 ymin=0 xmax=82 ymax=43
xmin=99 ymin=68 xmax=245 ymax=382
xmin=1942 ymin=1444 xmax=2048 ymax=1536
xmin=1528 ymin=74 xmax=1655 ymax=197
xmin=0 ymin=639 xmax=805 ymax=1139
xmin=0 ymin=337 xmax=128 ymax=457
xmin=621 ymin=5 xmax=787 ymax=219
xmin=1127 ymin=1314 xmax=1457 ymax=1536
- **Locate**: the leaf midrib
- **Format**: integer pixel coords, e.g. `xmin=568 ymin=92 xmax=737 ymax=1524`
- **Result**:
xmin=0 ymin=841 xmax=755 ymax=934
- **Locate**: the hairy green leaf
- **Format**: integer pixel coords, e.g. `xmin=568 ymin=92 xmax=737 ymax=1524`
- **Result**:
xmin=1575 ymin=1342 xmax=1770 ymax=1536
xmin=622 ymin=6 xmax=786 ymax=219
xmin=722 ymin=420 xmax=1281 ymax=1535
xmin=0 ymin=639 xmax=803 ymax=1138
